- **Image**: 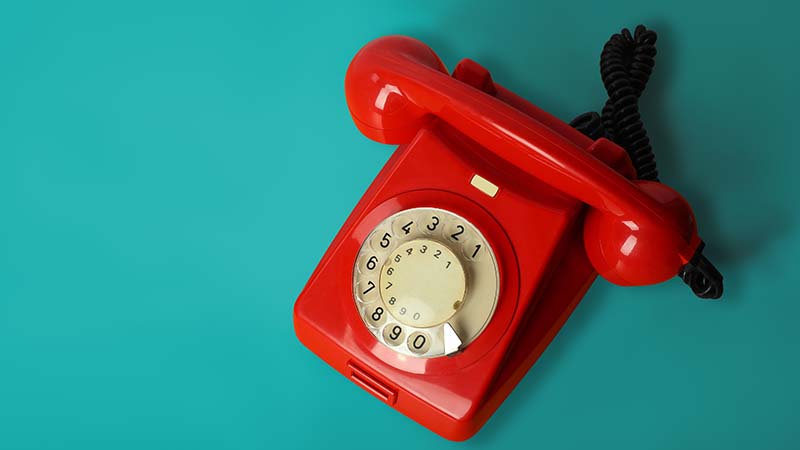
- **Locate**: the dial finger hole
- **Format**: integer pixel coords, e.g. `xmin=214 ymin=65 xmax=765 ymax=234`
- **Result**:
xmin=420 ymin=212 xmax=444 ymax=237
xmin=391 ymin=213 xmax=420 ymax=240
xmin=365 ymin=304 xmax=387 ymax=328
xmin=463 ymin=237 xmax=485 ymax=262
xmin=356 ymin=278 xmax=380 ymax=303
xmin=368 ymin=229 xmax=394 ymax=253
xmin=382 ymin=323 xmax=405 ymax=346
xmin=356 ymin=253 xmax=382 ymax=275
xmin=407 ymin=331 xmax=431 ymax=354
xmin=444 ymin=220 xmax=470 ymax=244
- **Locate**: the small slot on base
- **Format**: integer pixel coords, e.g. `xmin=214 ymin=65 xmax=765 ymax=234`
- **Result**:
xmin=348 ymin=361 xmax=397 ymax=405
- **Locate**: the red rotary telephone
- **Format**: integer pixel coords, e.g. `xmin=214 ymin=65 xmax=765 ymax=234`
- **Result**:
xmin=294 ymin=27 xmax=722 ymax=440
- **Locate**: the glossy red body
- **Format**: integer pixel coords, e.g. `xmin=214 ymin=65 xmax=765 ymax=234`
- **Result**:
xmin=294 ymin=36 xmax=706 ymax=440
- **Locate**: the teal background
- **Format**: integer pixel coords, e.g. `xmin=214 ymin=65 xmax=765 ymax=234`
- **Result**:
xmin=1 ymin=1 xmax=798 ymax=449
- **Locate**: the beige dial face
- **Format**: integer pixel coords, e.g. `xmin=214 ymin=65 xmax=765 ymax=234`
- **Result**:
xmin=353 ymin=208 xmax=500 ymax=358
xmin=380 ymin=239 xmax=465 ymax=328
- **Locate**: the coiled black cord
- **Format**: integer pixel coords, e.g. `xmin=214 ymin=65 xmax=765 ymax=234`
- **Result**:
xmin=571 ymin=25 xmax=659 ymax=180
xmin=572 ymin=25 xmax=724 ymax=299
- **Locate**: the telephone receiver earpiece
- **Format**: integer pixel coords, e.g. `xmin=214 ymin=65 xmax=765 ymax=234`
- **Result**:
xmin=345 ymin=36 xmax=722 ymax=297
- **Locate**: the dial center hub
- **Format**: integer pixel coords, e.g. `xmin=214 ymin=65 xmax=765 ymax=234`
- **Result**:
xmin=379 ymin=239 xmax=466 ymax=328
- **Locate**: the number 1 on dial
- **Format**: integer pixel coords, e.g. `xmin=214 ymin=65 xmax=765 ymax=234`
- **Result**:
xmin=472 ymin=244 xmax=481 ymax=258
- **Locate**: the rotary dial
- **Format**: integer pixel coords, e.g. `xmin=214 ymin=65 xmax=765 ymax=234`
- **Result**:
xmin=353 ymin=207 xmax=499 ymax=358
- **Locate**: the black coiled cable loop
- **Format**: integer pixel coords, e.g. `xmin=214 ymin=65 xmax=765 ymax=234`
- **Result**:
xmin=572 ymin=25 xmax=659 ymax=181
xmin=571 ymin=25 xmax=724 ymax=299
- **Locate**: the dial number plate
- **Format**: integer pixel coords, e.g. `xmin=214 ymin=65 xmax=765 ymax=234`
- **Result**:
xmin=353 ymin=207 xmax=499 ymax=358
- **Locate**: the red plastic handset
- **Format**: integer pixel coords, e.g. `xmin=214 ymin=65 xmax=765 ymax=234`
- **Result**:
xmin=345 ymin=36 xmax=702 ymax=287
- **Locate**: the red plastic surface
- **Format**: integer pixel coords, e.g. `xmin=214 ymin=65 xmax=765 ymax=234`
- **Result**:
xmin=294 ymin=36 xmax=707 ymax=440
